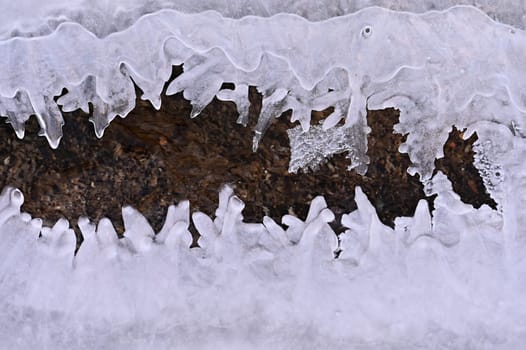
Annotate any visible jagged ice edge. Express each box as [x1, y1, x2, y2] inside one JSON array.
[[1, 167, 526, 348], [2, 117, 526, 348], [2, 3, 526, 347], [2, 6, 526, 178]]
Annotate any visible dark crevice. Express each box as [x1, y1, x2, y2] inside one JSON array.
[[434, 127, 498, 210], [0, 66, 488, 242], [360, 108, 434, 227]]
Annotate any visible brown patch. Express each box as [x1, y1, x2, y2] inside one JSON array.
[[0, 67, 490, 241], [435, 127, 497, 209]]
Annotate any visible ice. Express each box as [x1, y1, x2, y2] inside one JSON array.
[[216, 83, 250, 126], [39, 218, 76, 258], [340, 187, 396, 265], [2, 1, 526, 348], [156, 200, 192, 249], [1, 178, 525, 348], [2, 0, 526, 41], [288, 123, 369, 174], [1, 5, 525, 177], [122, 206, 155, 253]]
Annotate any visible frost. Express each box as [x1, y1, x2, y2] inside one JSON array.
[[288, 123, 369, 174]]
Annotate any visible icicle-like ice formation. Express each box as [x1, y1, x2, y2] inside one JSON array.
[[1, 5, 526, 177], [1, 114, 526, 348], [2, 1, 526, 348], [3, 0, 526, 40], [1, 163, 525, 348]]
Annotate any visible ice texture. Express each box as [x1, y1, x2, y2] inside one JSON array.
[[287, 124, 369, 174], [2, 1, 526, 348], [1, 169, 526, 349], [1, 6, 525, 178], [2, 0, 526, 40]]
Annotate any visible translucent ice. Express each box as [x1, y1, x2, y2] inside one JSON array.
[[1, 5, 525, 180], [2, 1, 526, 348], [2, 0, 526, 40], [0, 178, 525, 349], [288, 123, 369, 174]]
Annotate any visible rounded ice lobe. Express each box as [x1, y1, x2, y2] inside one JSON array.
[[10, 188, 23, 206]]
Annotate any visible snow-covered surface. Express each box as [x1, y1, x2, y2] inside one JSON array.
[[1, 1, 526, 349]]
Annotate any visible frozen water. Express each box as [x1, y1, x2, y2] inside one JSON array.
[[0, 5, 525, 180], [1, 1, 526, 348], [288, 123, 369, 174], [2, 0, 526, 40], [1, 175, 526, 348]]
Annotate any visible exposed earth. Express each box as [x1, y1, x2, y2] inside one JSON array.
[[0, 67, 496, 242]]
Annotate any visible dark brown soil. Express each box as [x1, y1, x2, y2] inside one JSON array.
[[435, 127, 497, 210], [0, 68, 496, 240]]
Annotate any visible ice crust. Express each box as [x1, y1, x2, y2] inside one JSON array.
[[2, 1, 526, 348], [2, 0, 526, 40], [1, 6, 526, 178], [1, 163, 526, 348]]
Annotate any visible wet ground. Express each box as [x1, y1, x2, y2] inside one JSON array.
[[0, 69, 496, 240]]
